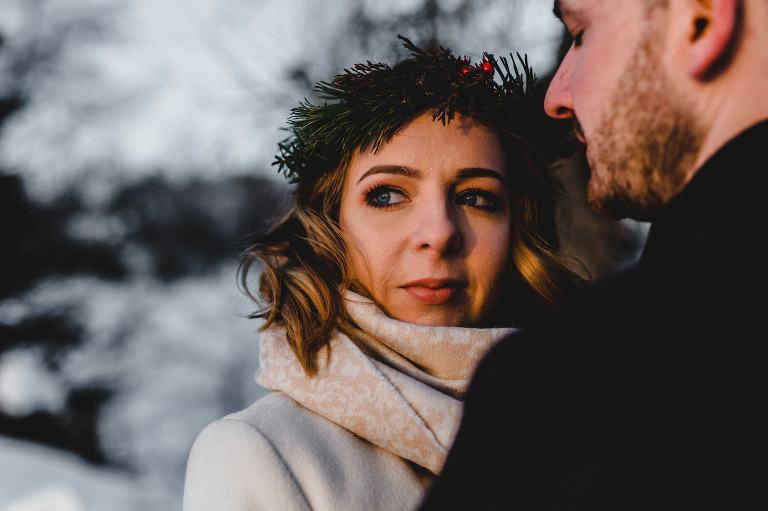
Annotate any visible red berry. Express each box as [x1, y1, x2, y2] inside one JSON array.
[[481, 62, 494, 74], [459, 65, 473, 77]]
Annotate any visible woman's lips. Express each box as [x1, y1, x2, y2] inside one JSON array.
[[401, 278, 465, 305]]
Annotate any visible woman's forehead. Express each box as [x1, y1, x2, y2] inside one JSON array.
[[346, 114, 507, 183]]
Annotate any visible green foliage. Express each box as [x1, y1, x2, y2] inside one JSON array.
[[274, 35, 564, 184]]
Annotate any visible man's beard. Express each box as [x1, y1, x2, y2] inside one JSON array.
[[585, 20, 705, 221]]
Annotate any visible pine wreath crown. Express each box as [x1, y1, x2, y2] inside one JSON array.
[[273, 35, 567, 184]]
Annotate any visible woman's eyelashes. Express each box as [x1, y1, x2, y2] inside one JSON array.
[[455, 189, 500, 211], [363, 184, 501, 212], [364, 185, 409, 209]]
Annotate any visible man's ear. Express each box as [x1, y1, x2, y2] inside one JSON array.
[[687, 0, 740, 79]]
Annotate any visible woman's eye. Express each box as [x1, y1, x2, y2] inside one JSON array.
[[456, 190, 498, 210], [366, 187, 407, 208]]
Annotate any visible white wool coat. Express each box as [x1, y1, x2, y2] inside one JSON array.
[[183, 391, 434, 511]]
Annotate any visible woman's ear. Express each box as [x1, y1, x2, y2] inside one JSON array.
[[687, 0, 740, 79]]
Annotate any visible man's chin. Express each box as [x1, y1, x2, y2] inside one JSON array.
[[587, 186, 661, 222], [587, 156, 649, 220], [587, 191, 622, 220], [588, 174, 636, 220]]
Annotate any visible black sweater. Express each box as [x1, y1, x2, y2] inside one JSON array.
[[419, 120, 768, 510]]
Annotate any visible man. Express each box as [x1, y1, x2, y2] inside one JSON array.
[[419, 0, 768, 509]]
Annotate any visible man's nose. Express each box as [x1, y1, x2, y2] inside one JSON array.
[[544, 46, 576, 120]]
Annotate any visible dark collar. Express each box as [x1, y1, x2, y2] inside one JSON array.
[[641, 119, 768, 259]]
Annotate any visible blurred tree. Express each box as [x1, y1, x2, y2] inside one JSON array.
[[111, 176, 288, 280], [343, 0, 478, 55], [0, 0, 115, 102], [1, 4, 285, 450], [0, 3, 644, 500]]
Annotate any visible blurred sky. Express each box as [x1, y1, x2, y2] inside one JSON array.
[[0, 0, 563, 201]]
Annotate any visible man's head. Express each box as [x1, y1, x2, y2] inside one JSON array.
[[545, 0, 768, 220]]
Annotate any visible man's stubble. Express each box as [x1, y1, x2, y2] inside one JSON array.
[[586, 17, 705, 221]]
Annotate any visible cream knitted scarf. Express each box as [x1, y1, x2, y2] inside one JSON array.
[[256, 291, 516, 474]]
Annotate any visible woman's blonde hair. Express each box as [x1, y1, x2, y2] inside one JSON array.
[[241, 39, 584, 375], [241, 120, 583, 376]]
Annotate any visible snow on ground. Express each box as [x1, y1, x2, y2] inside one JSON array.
[[0, 436, 135, 511], [0, 350, 67, 418], [0, 265, 270, 509]]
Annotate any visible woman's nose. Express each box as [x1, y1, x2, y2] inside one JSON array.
[[544, 46, 576, 120], [410, 200, 463, 255]]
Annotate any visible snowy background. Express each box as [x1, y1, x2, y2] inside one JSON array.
[[0, 1, 646, 510]]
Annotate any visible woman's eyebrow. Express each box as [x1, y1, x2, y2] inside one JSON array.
[[457, 167, 507, 185], [356, 165, 422, 184]]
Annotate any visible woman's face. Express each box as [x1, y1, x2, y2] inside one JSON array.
[[339, 113, 511, 327]]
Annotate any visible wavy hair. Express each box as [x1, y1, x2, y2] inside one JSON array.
[[240, 116, 584, 376]]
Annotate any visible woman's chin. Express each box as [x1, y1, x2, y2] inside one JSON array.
[[399, 315, 464, 327], [384, 292, 479, 327]]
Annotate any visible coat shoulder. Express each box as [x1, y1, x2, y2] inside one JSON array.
[[183, 394, 311, 511], [184, 391, 430, 511]]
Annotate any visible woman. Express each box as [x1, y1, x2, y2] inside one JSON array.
[[184, 37, 582, 511]]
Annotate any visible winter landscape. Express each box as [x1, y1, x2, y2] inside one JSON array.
[[0, 1, 646, 509]]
